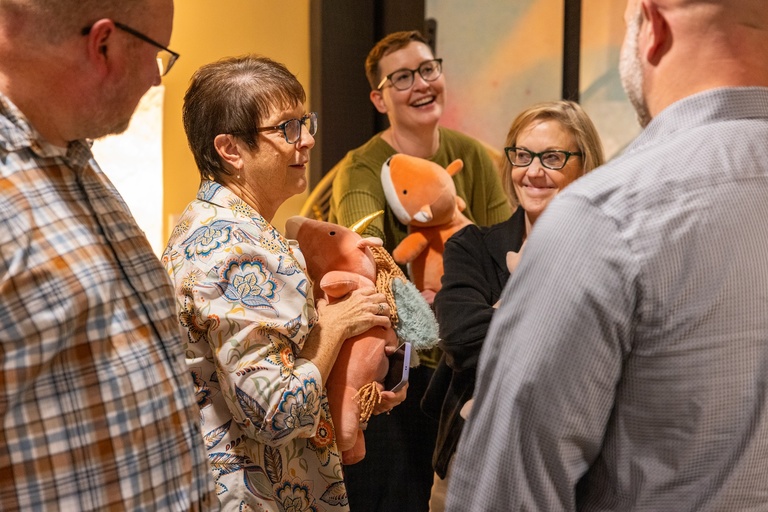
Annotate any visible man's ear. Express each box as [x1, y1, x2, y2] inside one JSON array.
[[641, 1, 670, 65], [83, 18, 115, 77], [369, 89, 388, 114], [213, 134, 244, 171]]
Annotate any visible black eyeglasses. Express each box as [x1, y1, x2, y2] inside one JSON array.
[[505, 147, 583, 171], [255, 112, 318, 144], [377, 59, 443, 91], [81, 21, 180, 76]]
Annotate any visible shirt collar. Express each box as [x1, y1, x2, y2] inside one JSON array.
[[197, 179, 233, 206], [0, 92, 93, 171], [196, 179, 266, 222], [625, 87, 768, 156]]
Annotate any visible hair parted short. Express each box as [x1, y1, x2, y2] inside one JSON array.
[[182, 54, 306, 182], [501, 100, 605, 206], [364, 30, 431, 90]]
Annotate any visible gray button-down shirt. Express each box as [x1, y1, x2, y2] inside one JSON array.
[[447, 87, 768, 511]]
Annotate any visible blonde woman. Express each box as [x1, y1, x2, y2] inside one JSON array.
[[426, 100, 605, 511]]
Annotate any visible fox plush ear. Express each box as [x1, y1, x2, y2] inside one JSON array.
[[445, 159, 464, 177]]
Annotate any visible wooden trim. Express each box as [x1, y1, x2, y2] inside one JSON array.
[[562, 0, 582, 102]]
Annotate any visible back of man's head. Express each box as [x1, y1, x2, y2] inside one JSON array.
[[625, 0, 768, 122], [0, 0, 147, 45], [0, 0, 168, 146], [647, 0, 768, 43]]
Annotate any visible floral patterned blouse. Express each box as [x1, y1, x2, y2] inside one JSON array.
[[163, 181, 348, 512]]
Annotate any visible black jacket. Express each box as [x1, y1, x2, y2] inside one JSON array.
[[422, 207, 526, 477]]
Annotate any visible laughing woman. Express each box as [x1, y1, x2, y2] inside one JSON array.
[[327, 30, 512, 512], [163, 55, 394, 512]]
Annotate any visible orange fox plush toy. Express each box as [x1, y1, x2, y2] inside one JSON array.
[[381, 154, 473, 303]]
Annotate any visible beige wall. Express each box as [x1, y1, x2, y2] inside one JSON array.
[[161, 1, 311, 241]]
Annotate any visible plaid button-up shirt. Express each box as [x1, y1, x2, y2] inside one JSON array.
[[0, 93, 217, 511]]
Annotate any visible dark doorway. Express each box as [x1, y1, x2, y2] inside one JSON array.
[[309, 0, 427, 187]]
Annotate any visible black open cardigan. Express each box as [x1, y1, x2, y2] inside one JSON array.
[[422, 206, 526, 478]]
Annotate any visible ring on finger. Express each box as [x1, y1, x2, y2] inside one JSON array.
[[377, 303, 385, 315]]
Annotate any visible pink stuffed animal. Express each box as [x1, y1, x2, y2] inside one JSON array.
[[284, 214, 399, 465], [381, 153, 473, 303]]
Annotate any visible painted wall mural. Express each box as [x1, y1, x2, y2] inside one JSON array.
[[426, 0, 641, 159]]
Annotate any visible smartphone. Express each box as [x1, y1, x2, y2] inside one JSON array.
[[384, 342, 411, 392]]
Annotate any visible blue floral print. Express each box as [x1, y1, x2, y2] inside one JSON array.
[[215, 255, 283, 311], [164, 181, 348, 511], [181, 220, 236, 261]]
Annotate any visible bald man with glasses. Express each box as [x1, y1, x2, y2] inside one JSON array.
[[447, 0, 768, 510], [0, 0, 216, 509]]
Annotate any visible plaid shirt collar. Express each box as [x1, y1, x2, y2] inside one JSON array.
[[0, 92, 93, 171]]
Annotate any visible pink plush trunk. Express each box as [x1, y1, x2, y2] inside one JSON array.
[[326, 325, 395, 455], [342, 429, 366, 465]]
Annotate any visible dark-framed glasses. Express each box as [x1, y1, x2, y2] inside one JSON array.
[[505, 147, 583, 171], [81, 21, 180, 76], [377, 58, 443, 91], [256, 112, 318, 144]]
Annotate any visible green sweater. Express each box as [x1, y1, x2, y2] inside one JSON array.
[[328, 128, 511, 368], [329, 127, 511, 254]]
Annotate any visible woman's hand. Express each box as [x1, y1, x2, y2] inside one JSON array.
[[317, 287, 391, 340], [373, 342, 409, 414], [495, 241, 529, 308], [372, 382, 408, 415], [300, 287, 391, 382], [505, 240, 527, 274]]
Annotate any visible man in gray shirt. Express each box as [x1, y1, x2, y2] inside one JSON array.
[[446, 0, 768, 510]]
